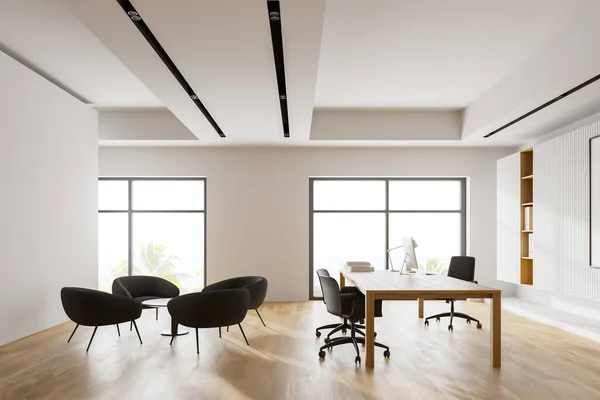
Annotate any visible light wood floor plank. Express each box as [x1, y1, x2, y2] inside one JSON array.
[[1, 301, 600, 399]]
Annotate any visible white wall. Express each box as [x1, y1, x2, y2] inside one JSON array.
[[0, 51, 98, 346], [99, 146, 514, 302]]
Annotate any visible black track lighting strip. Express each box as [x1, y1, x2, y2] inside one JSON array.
[[484, 73, 600, 138], [116, 0, 226, 138], [267, 1, 290, 137]]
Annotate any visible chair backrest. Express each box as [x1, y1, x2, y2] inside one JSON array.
[[167, 289, 250, 329], [112, 275, 180, 299], [316, 269, 330, 303], [318, 275, 342, 317], [203, 276, 267, 309], [447, 256, 476, 282], [61, 287, 142, 326]]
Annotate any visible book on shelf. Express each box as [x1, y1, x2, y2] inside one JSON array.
[[524, 206, 532, 230], [528, 233, 534, 258], [344, 261, 374, 272]]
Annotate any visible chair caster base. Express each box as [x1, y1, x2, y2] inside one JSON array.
[[476, 323, 483, 329], [319, 350, 326, 359], [315, 331, 321, 337]]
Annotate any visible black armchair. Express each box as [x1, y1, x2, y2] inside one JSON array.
[[112, 275, 180, 323], [167, 289, 250, 353], [61, 287, 143, 351], [424, 256, 483, 331], [317, 275, 390, 364], [203, 276, 268, 326]]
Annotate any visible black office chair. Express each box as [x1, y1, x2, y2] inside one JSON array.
[[424, 256, 482, 331], [314, 269, 369, 342], [317, 275, 390, 364]]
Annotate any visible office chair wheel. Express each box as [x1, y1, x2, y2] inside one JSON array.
[[315, 331, 321, 337], [374, 332, 377, 338], [383, 350, 390, 358], [436, 317, 441, 322], [424, 320, 429, 326], [476, 323, 483, 329], [324, 337, 331, 344], [342, 329, 347, 335], [355, 356, 361, 364], [319, 350, 326, 359], [448, 325, 453, 331], [466, 319, 471, 324]]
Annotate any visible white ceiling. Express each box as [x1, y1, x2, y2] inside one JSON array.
[[0, 0, 161, 107], [1, 0, 599, 146], [315, 0, 592, 108]]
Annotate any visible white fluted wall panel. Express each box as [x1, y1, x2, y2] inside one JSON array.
[[534, 120, 600, 301]]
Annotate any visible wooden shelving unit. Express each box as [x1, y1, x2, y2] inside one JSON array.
[[520, 149, 534, 285]]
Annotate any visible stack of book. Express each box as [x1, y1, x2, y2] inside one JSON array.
[[344, 261, 374, 272]]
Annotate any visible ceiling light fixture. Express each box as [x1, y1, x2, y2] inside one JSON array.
[[267, 1, 290, 138], [116, 0, 226, 138], [484, 73, 600, 138], [127, 11, 141, 21]]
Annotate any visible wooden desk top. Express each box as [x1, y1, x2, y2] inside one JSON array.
[[340, 270, 499, 299]]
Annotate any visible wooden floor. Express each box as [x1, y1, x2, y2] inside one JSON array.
[[1, 300, 600, 400]]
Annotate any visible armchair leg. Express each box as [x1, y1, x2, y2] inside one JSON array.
[[238, 324, 249, 346], [86, 327, 98, 352], [219, 327, 222, 338], [132, 320, 143, 345], [255, 309, 266, 327], [156, 308, 159, 321], [170, 335, 175, 346], [130, 321, 133, 332], [196, 328, 199, 354], [67, 324, 79, 343], [116, 324, 121, 337]]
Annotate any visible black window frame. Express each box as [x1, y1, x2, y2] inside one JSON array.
[[309, 177, 467, 300], [98, 177, 207, 288]]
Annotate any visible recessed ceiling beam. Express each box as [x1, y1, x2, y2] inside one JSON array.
[[116, 0, 226, 138]]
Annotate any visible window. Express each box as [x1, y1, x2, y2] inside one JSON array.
[[98, 178, 206, 294], [310, 178, 466, 298]]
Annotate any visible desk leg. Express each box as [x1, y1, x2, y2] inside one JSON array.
[[339, 273, 345, 288], [418, 298, 424, 318], [365, 292, 375, 368], [491, 293, 501, 368]]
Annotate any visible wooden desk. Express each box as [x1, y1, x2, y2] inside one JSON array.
[[340, 270, 501, 369]]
